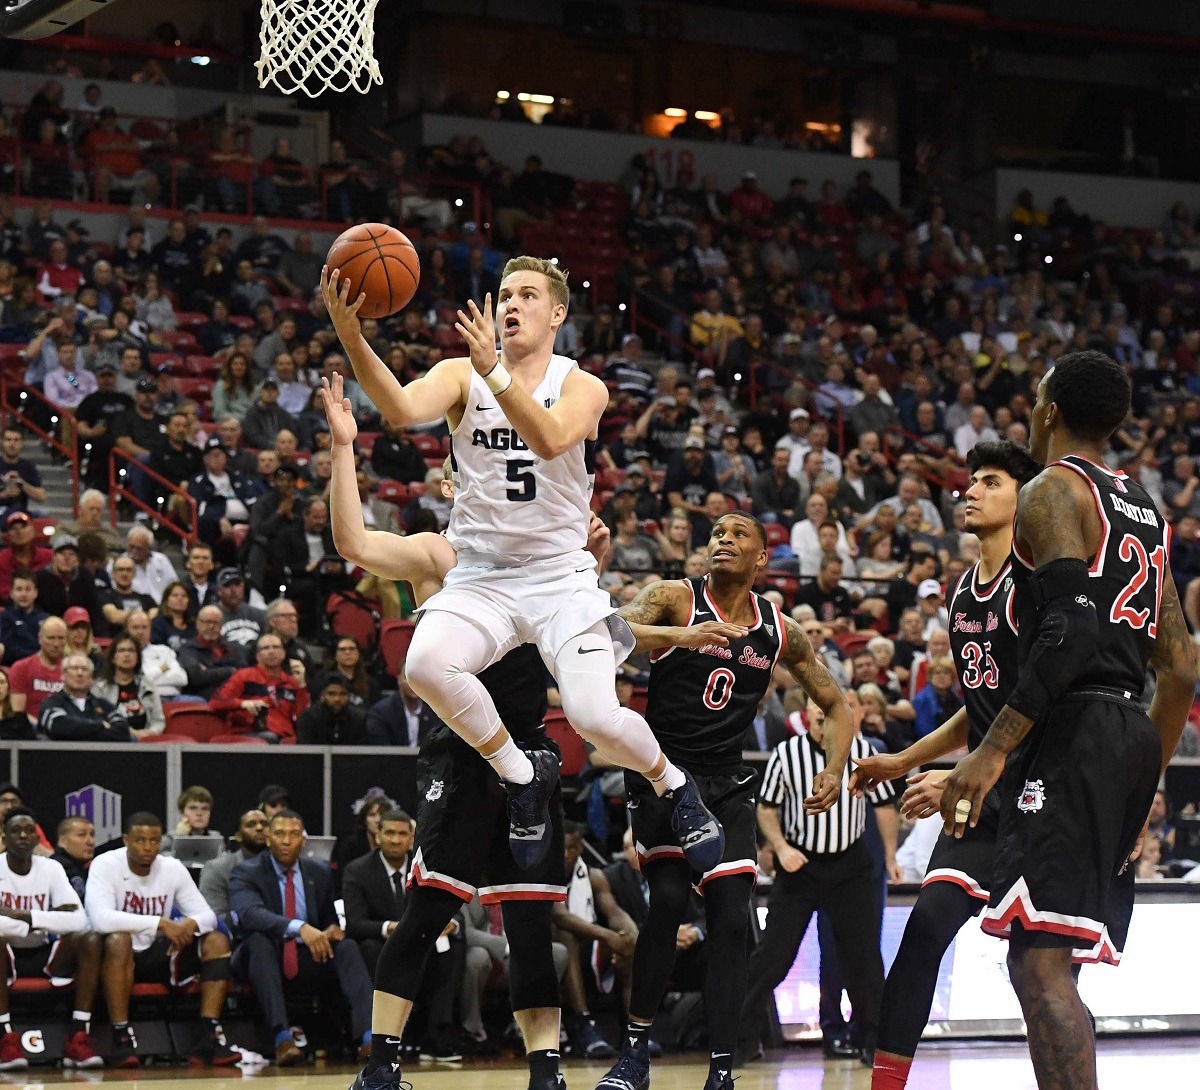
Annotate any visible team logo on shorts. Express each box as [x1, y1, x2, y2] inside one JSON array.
[[425, 779, 444, 802], [1017, 779, 1045, 813]]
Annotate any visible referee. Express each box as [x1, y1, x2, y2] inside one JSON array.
[[737, 700, 899, 1067]]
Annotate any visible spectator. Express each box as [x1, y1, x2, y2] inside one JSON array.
[[148, 219, 192, 297], [711, 427, 756, 502], [275, 497, 341, 635], [0, 571, 48, 667], [365, 674, 441, 747], [867, 474, 944, 532], [63, 604, 103, 674], [87, 633, 163, 739], [215, 568, 268, 650], [229, 808, 374, 1067], [58, 488, 122, 554], [8, 616, 66, 723], [86, 812, 235, 1067], [296, 675, 368, 745], [206, 128, 255, 213], [211, 632, 308, 743], [98, 553, 156, 631], [751, 447, 801, 525], [115, 525, 176, 605], [884, 548, 939, 632], [610, 508, 660, 573], [133, 272, 175, 333], [179, 543, 219, 615], [912, 656, 963, 739], [174, 786, 219, 840], [149, 411, 202, 517], [663, 437, 718, 519], [210, 353, 255, 425], [25, 119, 73, 200], [0, 426, 47, 524], [370, 420, 429, 484], [242, 380, 299, 452], [0, 513, 51, 603], [794, 554, 854, 628], [953, 405, 999, 459], [150, 581, 196, 650], [729, 171, 773, 224], [790, 495, 853, 575], [276, 232, 322, 297], [320, 636, 380, 711], [81, 108, 153, 205], [38, 653, 129, 741], [32, 533, 83, 618], [111, 378, 166, 507], [255, 140, 311, 218], [199, 809, 268, 931], [189, 438, 255, 550], [178, 605, 246, 701], [235, 215, 290, 273], [124, 611, 187, 701]]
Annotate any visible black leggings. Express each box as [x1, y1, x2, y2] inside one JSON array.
[[629, 860, 754, 1056], [876, 880, 981, 1059], [374, 885, 559, 1012]]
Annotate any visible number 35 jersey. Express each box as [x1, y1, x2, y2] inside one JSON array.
[[448, 354, 597, 566], [947, 560, 1020, 751]]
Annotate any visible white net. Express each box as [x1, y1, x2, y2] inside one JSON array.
[[256, 0, 383, 97]]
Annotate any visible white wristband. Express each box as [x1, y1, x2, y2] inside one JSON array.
[[484, 362, 512, 396]]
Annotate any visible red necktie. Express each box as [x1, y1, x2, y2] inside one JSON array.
[[487, 904, 504, 936], [282, 869, 299, 979]]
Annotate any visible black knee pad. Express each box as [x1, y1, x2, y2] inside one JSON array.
[[200, 956, 230, 983], [503, 900, 559, 1012], [374, 887, 463, 999]]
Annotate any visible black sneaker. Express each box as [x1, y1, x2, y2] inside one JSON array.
[[574, 1019, 616, 1060], [667, 768, 725, 874], [703, 1066, 735, 1090], [418, 1028, 464, 1063], [109, 1030, 140, 1069], [529, 1076, 567, 1090], [506, 749, 560, 870], [349, 1065, 411, 1090], [594, 1041, 650, 1090], [188, 1023, 239, 1066]]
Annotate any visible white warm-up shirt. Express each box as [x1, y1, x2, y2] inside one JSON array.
[[0, 855, 89, 948]]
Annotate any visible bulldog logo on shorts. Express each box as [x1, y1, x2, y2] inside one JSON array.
[[1017, 779, 1045, 813], [425, 779, 444, 802]]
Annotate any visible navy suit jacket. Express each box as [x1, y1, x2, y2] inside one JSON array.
[[229, 851, 338, 941]]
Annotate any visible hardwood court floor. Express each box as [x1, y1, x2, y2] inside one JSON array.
[[21, 1037, 1199, 1088]]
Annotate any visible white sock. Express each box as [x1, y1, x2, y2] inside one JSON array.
[[0, 1013, 10, 1028], [72, 1011, 91, 1031], [487, 737, 534, 785], [647, 760, 685, 795]]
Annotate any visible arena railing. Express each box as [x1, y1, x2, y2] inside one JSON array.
[[108, 446, 197, 549], [0, 373, 80, 516]]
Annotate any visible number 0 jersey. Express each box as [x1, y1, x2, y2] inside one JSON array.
[[947, 560, 1020, 750], [447, 355, 597, 566], [1013, 455, 1169, 697], [645, 577, 786, 773]]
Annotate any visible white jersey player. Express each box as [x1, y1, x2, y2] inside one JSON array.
[[322, 258, 724, 875]]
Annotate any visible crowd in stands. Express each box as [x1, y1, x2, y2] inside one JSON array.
[[3, 87, 1200, 1064]]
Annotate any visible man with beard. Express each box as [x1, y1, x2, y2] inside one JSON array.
[[200, 809, 269, 930]]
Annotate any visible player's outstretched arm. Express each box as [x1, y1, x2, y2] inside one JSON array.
[[1148, 567, 1197, 778], [778, 616, 854, 813], [849, 706, 969, 795], [323, 266, 465, 427], [321, 374, 451, 594], [617, 580, 749, 652], [456, 295, 608, 460]]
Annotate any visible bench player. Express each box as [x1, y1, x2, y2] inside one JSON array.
[[321, 375, 742, 1090], [595, 510, 854, 1090], [850, 441, 1039, 1088], [323, 259, 724, 878]]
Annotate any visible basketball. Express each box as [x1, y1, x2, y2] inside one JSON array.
[[325, 223, 421, 319]]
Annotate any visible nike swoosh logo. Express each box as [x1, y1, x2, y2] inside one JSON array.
[[575, 567, 592, 573], [577, 646, 605, 654], [511, 824, 547, 839], [476, 404, 491, 411]]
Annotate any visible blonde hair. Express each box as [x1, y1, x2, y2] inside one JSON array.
[[928, 656, 956, 677], [501, 256, 570, 310]]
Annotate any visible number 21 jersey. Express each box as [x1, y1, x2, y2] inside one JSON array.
[[947, 561, 1019, 750], [448, 354, 596, 565]]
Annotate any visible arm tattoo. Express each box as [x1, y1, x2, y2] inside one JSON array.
[[1150, 570, 1196, 679], [1016, 468, 1090, 566], [780, 616, 845, 713], [980, 705, 1035, 756], [617, 580, 689, 627]]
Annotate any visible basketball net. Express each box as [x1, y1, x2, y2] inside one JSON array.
[[256, 0, 383, 97]]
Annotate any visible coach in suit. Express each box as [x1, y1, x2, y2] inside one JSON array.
[[229, 808, 374, 1067], [342, 808, 466, 1058], [365, 681, 441, 747]]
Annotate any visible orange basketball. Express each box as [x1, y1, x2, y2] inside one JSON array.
[[326, 223, 420, 319]]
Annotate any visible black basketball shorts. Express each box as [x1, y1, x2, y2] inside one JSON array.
[[625, 765, 759, 888], [410, 727, 567, 905], [981, 693, 1161, 965], [7, 941, 64, 986], [133, 933, 204, 987], [922, 790, 1001, 905]]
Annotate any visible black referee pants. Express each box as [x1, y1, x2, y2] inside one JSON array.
[[738, 838, 884, 1054]]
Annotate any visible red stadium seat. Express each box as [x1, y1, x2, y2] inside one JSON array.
[[379, 619, 416, 678], [765, 523, 790, 550], [138, 733, 196, 744], [326, 591, 381, 652], [376, 480, 412, 506], [411, 433, 442, 456], [544, 709, 588, 777], [209, 734, 269, 745], [159, 330, 201, 352], [177, 378, 214, 401], [165, 708, 227, 743], [833, 631, 874, 656], [628, 687, 648, 717]]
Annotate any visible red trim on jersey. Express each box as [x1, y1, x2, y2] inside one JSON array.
[[1011, 513, 1036, 570], [770, 600, 787, 669], [971, 559, 1012, 602], [697, 861, 759, 889], [1066, 454, 1128, 480], [1050, 458, 1110, 576], [1005, 583, 1018, 636], [922, 869, 989, 902]]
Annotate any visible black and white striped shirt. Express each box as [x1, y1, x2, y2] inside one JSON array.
[[759, 733, 895, 855]]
